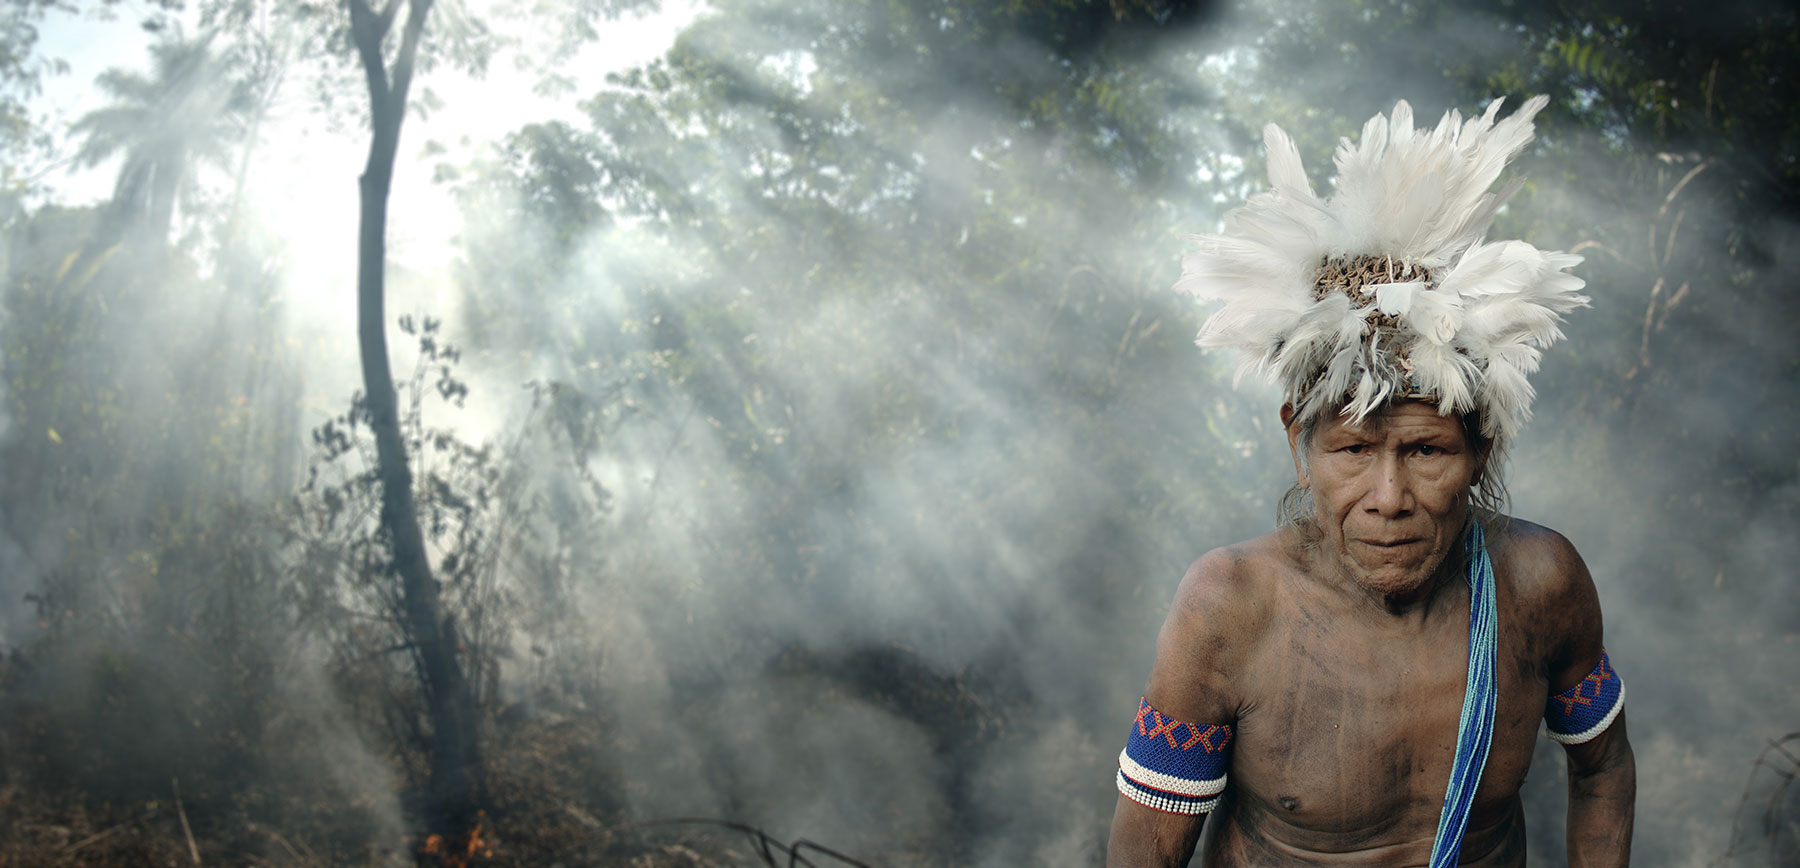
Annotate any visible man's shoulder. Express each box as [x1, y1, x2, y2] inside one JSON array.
[[1490, 516, 1604, 662], [1490, 516, 1592, 605], [1166, 532, 1289, 640], [1144, 534, 1289, 722], [1181, 530, 1289, 593]]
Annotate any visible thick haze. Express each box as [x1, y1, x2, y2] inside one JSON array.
[[3, 0, 1796, 865]]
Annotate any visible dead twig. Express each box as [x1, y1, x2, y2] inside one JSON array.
[[173, 777, 203, 867], [247, 821, 314, 866], [617, 817, 875, 868], [1711, 732, 1800, 866], [1568, 239, 1627, 263], [1657, 158, 1714, 219], [62, 823, 127, 854], [789, 838, 874, 868], [563, 804, 604, 829]]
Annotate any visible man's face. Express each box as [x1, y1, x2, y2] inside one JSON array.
[[1287, 401, 1480, 599]]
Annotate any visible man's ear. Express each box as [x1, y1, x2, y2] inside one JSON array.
[[1281, 403, 1308, 488], [1470, 440, 1492, 489]]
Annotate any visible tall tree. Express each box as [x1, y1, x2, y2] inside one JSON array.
[[70, 29, 245, 243], [344, 0, 483, 854]]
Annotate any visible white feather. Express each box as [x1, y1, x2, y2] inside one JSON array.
[[1405, 287, 1464, 345], [1374, 281, 1421, 316], [1264, 123, 1319, 202], [1406, 339, 1479, 413]]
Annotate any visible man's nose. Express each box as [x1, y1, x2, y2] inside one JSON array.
[[1364, 456, 1414, 517]]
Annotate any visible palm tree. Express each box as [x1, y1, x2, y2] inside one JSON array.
[[70, 28, 246, 243]]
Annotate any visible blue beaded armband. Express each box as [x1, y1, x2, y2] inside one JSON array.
[[1545, 651, 1625, 745], [1116, 697, 1232, 815]]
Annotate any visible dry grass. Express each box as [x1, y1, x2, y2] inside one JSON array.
[[0, 708, 875, 868]]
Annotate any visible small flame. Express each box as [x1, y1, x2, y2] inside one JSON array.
[[420, 811, 488, 867]]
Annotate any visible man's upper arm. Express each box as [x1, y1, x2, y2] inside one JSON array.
[[1142, 547, 1258, 724], [1107, 548, 1263, 866], [1525, 527, 1631, 769], [1520, 525, 1635, 864], [1535, 528, 1607, 700]]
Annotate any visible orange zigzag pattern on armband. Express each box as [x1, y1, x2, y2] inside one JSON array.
[[1135, 703, 1232, 753], [1551, 659, 1616, 716]]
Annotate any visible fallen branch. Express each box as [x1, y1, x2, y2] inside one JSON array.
[[618, 817, 874, 868], [173, 777, 203, 867], [62, 823, 127, 854], [246, 821, 312, 866]]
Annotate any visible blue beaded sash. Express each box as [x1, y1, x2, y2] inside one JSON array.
[[1429, 519, 1498, 868]]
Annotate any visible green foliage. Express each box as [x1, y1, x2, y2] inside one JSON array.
[[0, 0, 71, 221], [0, 202, 315, 833]]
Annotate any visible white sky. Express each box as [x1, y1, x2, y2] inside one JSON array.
[[32, 0, 701, 431], [37, 1, 699, 257]]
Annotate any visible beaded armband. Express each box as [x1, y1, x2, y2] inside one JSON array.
[[1116, 697, 1233, 815], [1545, 651, 1626, 745]]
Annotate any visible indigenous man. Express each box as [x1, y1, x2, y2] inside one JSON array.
[[1107, 97, 1635, 866]]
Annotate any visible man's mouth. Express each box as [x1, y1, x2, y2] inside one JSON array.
[[1359, 538, 1422, 548]]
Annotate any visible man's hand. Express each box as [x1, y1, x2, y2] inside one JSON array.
[[1564, 710, 1636, 867]]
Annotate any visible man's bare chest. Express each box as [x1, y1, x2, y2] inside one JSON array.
[[1224, 612, 1548, 844]]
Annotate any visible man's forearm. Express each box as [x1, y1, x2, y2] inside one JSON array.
[[1108, 795, 1204, 867], [1566, 728, 1636, 867]]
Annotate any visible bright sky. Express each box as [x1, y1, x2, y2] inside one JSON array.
[[33, 0, 701, 429], [38, 0, 698, 252]]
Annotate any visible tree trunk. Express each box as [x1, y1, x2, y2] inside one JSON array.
[[348, 0, 481, 855]]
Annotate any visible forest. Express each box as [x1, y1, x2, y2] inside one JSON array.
[[0, 0, 1796, 865]]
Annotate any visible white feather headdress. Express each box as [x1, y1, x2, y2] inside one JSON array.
[[1175, 96, 1587, 440]]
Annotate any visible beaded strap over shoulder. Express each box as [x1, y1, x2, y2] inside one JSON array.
[[1429, 519, 1499, 868]]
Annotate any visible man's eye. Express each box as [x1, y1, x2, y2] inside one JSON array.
[[1418, 445, 1440, 456], [1343, 444, 1368, 454]]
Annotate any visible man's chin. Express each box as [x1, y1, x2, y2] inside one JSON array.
[[1345, 555, 1444, 599]]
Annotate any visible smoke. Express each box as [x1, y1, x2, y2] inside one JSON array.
[[6, 0, 1795, 864], [0, 265, 21, 649], [466, 1, 1799, 863], [439, 1, 1281, 858], [1505, 213, 1800, 864]]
